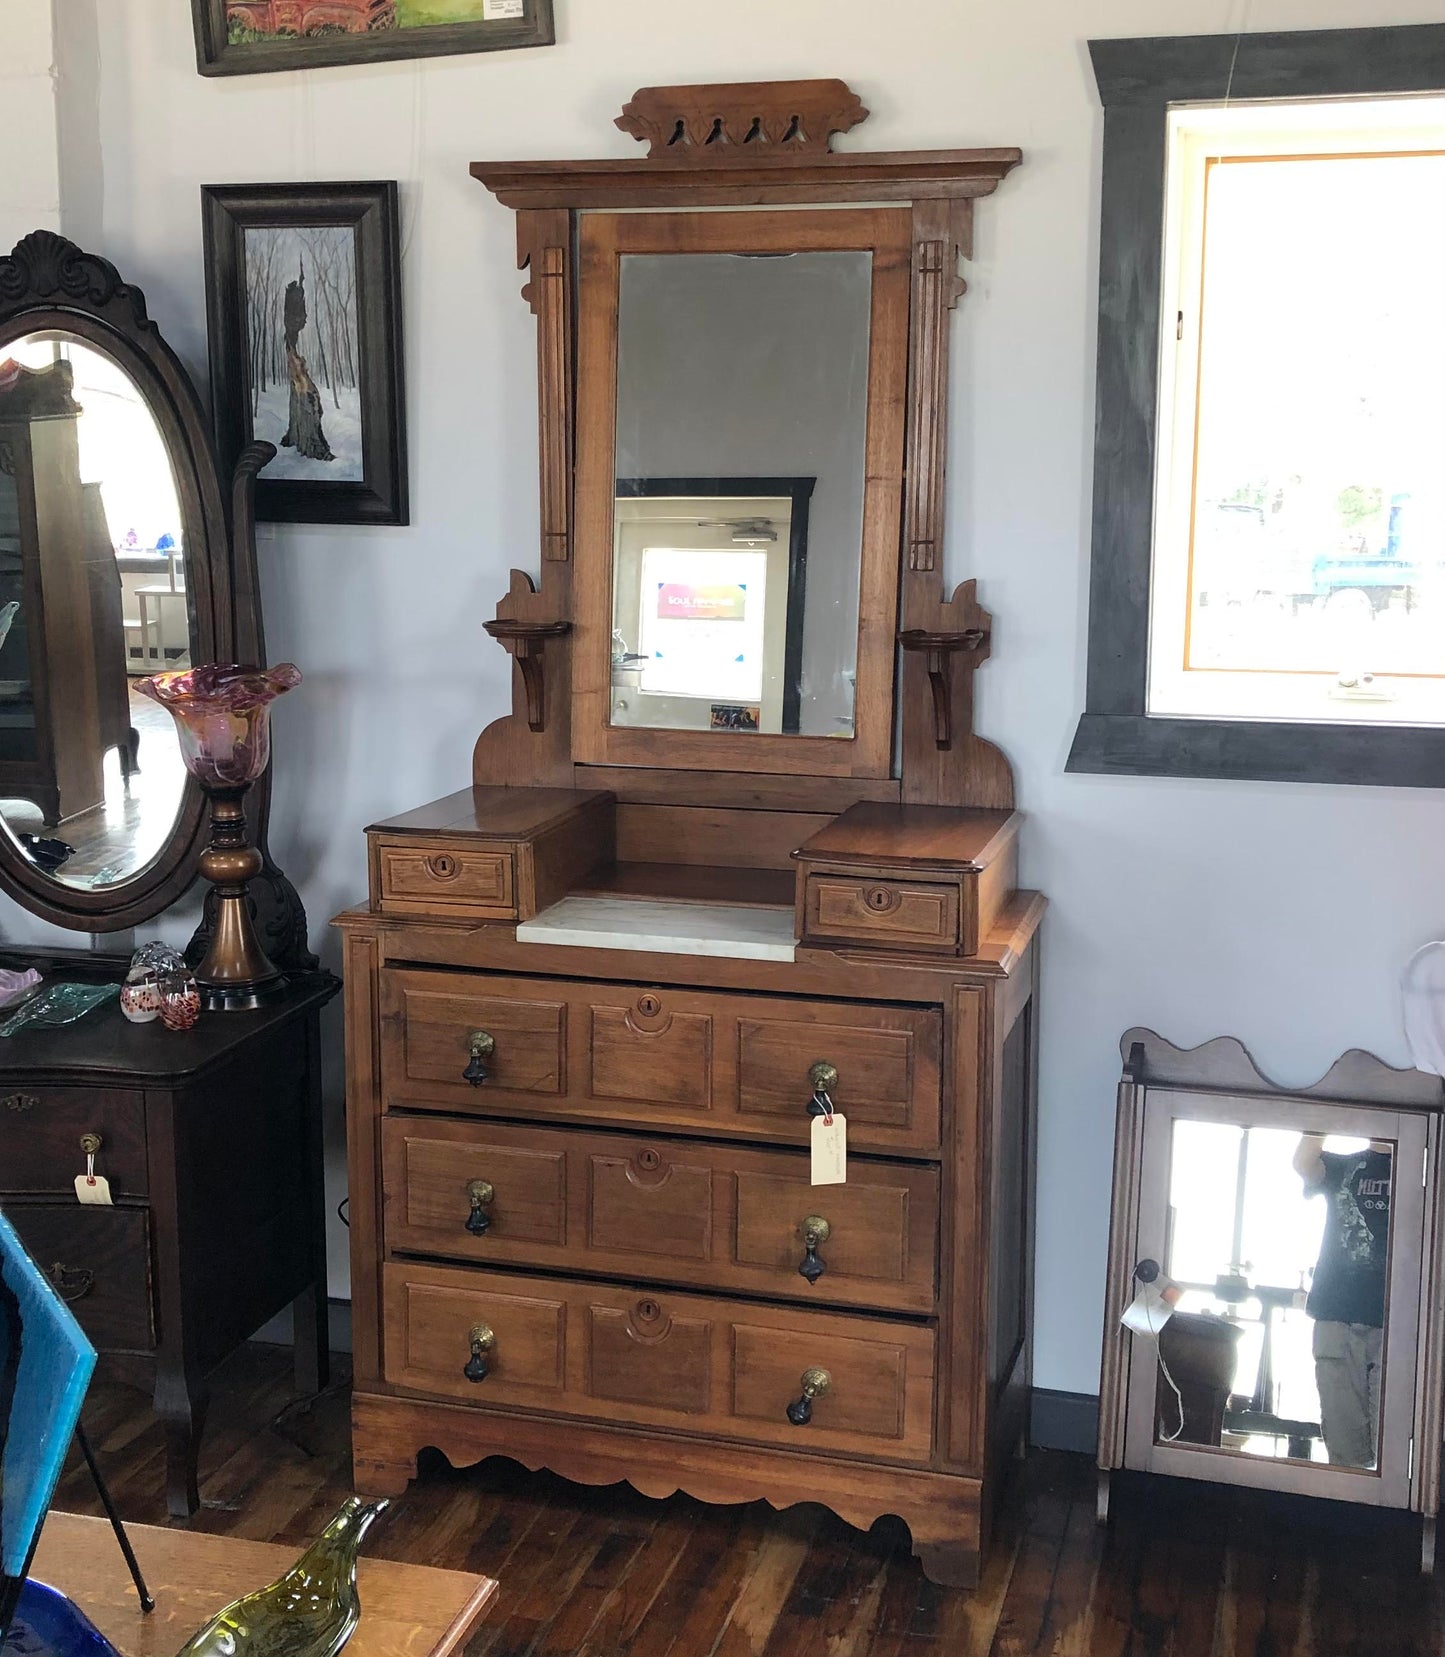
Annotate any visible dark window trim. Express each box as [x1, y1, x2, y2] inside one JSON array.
[[1067, 24, 1445, 789]]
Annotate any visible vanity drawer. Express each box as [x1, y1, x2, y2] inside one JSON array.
[[382, 970, 942, 1155], [374, 839, 515, 918], [0, 1085, 148, 1198], [802, 874, 961, 953], [383, 1262, 935, 1464], [381, 1116, 939, 1313], [6, 1203, 155, 1350]]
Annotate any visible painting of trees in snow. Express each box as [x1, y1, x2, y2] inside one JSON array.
[[243, 224, 363, 482]]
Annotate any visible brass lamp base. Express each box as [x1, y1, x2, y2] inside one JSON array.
[[194, 783, 288, 1012]]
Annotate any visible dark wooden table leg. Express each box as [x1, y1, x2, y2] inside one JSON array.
[[296, 1009, 332, 1397], [292, 1280, 329, 1396], [154, 1366, 210, 1519]]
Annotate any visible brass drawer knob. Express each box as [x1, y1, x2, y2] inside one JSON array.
[[807, 1060, 837, 1118], [798, 1215, 831, 1284], [462, 1030, 495, 1086], [463, 1323, 495, 1383], [465, 1179, 495, 1236], [786, 1366, 831, 1426], [49, 1262, 95, 1303], [79, 1132, 103, 1156]]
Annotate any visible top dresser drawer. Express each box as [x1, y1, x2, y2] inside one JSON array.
[[380, 970, 943, 1156], [0, 1085, 148, 1198]]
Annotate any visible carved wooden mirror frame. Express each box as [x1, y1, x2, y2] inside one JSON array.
[[472, 80, 1022, 811]]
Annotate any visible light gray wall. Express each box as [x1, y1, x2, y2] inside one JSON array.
[[24, 0, 1445, 1392]]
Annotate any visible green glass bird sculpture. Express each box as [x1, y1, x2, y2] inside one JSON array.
[[173, 1496, 390, 1657]]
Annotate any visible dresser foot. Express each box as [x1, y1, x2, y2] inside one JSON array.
[[913, 1538, 980, 1589], [155, 1372, 209, 1519]]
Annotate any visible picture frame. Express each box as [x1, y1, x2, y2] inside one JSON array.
[[202, 182, 407, 526], [191, 0, 554, 78]]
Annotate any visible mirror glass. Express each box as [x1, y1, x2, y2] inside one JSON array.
[[0, 334, 192, 889], [1157, 1120, 1394, 1469], [610, 250, 872, 737]]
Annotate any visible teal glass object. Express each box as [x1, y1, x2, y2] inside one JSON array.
[[0, 1205, 120, 1656], [0, 984, 119, 1039], [173, 1496, 389, 1657]]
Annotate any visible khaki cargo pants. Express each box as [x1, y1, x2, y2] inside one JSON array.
[[1313, 1319, 1383, 1468]]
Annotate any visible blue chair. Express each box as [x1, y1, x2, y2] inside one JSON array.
[[0, 1206, 146, 1656]]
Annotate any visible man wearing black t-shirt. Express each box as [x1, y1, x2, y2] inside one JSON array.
[[1295, 1134, 1393, 1468]]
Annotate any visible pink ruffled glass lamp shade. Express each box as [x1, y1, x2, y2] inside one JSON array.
[[135, 663, 301, 1011], [135, 662, 301, 787]]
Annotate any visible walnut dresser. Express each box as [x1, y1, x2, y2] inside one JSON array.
[[337, 80, 1041, 1588]]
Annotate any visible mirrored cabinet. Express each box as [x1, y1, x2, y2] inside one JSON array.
[[1098, 1030, 1445, 1570], [338, 80, 1034, 1588]]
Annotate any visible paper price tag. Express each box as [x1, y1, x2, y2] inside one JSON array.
[[810, 1112, 847, 1186], [75, 1173, 113, 1207], [482, 0, 525, 17]]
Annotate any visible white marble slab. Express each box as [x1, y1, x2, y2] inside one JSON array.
[[516, 895, 796, 962]]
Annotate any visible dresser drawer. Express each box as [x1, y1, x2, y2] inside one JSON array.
[[382, 1116, 939, 1313], [381, 971, 941, 1155], [802, 875, 961, 953], [374, 839, 515, 918], [0, 1086, 148, 1198], [383, 1262, 935, 1464], [6, 1202, 154, 1350]]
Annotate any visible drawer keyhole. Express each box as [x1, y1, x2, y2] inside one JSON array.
[[428, 854, 459, 880], [863, 886, 899, 913]]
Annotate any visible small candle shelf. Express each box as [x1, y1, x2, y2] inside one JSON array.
[[897, 627, 988, 750], [482, 618, 572, 732]]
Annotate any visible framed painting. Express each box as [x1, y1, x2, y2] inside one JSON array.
[[202, 182, 407, 526], [192, 0, 554, 77]]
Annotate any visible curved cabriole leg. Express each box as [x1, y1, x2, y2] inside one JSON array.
[[154, 1369, 209, 1519]]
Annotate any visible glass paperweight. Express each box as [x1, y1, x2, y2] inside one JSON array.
[[173, 1496, 389, 1657], [120, 942, 187, 1025], [157, 972, 201, 1032], [135, 662, 301, 788]]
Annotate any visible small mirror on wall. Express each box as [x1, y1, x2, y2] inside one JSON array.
[[1098, 1030, 1445, 1571]]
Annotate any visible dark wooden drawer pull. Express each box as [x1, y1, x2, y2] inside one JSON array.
[[4, 1092, 39, 1113], [48, 1262, 95, 1303], [462, 1030, 495, 1086], [786, 1366, 831, 1426], [806, 1060, 837, 1119], [464, 1179, 495, 1236], [463, 1322, 495, 1382], [798, 1215, 831, 1284]]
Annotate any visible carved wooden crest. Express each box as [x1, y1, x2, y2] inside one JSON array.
[[615, 79, 869, 161], [0, 230, 150, 330]]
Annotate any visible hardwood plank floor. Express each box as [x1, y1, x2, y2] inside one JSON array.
[[52, 1344, 1445, 1657]]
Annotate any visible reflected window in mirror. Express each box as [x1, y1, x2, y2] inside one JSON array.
[[1160, 1118, 1395, 1471], [611, 250, 871, 741], [0, 336, 192, 890]]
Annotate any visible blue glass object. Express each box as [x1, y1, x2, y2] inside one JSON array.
[[0, 1206, 119, 1657]]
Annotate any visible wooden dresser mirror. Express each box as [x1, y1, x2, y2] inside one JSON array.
[[339, 80, 1040, 1589]]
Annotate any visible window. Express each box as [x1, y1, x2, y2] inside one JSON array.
[[1069, 26, 1445, 787]]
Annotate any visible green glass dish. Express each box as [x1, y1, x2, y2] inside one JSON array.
[[174, 1496, 389, 1657]]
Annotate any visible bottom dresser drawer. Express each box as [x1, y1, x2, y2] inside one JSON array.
[[6, 1203, 155, 1350], [383, 1263, 935, 1464]]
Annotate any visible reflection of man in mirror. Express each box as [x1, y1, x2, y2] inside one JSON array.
[[1294, 1134, 1393, 1468]]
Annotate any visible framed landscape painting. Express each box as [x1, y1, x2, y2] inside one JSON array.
[[191, 0, 554, 77], [202, 182, 407, 525]]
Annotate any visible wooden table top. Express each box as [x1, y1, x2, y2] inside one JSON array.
[[32, 1511, 497, 1657]]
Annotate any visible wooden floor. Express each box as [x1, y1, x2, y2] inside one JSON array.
[[55, 1344, 1445, 1657]]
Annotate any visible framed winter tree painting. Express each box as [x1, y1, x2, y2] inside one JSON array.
[[191, 0, 554, 77], [202, 182, 407, 524]]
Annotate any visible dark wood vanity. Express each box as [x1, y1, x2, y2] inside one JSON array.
[[338, 81, 1037, 1587]]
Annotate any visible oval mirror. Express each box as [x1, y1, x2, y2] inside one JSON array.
[[0, 232, 230, 933]]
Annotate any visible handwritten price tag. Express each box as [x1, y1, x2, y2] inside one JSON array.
[[810, 1113, 847, 1186]]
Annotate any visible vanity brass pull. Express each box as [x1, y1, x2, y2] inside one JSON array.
[[786, 1366, 831, 1426], [49, 1262, 95, 1303], [463, 1323, 495, 1382], [79, 1132, 102, 1157], [462, 1031, 495, 1086], [798, 1215, 831, 1284], [807, 1060, 837, 1119], [4, 1093, 38, 1113], [465, 1179, 495, 1236]]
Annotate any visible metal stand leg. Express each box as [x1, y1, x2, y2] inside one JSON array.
[[75, 1424, 155, 1614]]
